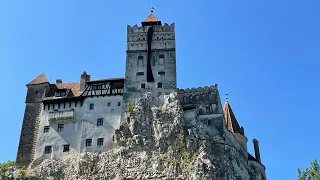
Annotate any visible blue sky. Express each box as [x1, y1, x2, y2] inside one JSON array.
[[0, 0, 319, 179]]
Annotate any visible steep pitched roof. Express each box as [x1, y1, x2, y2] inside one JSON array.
[[27, 73, 49, 86], [56, 82, 81, 96], [143, 12, 159, 22], [223, 101, 243, 135]]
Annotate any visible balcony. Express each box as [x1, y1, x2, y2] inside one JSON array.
[[49, 110, 74, 124]]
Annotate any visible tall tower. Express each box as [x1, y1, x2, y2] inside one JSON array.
[[123, 9, 177, 103]]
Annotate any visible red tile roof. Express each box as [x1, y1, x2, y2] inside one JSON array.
[[27, 73, 49, 86], [56, 82, 81, 96], [143, 12, 159, 22], [223, 101, 243, 135]]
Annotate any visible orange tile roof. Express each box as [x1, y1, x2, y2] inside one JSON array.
[[143, 12, 160, 22], [27, 73, 49, 86], [223, 101, 243, 135], [56, 82, 81, 96]]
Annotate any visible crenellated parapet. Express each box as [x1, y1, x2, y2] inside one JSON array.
[[126, 23, 176, 51], [127, 23, 175, 34], [178, 84, 219, 115]]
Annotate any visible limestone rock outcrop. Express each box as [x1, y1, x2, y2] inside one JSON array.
[[8, 92, 264, 180]]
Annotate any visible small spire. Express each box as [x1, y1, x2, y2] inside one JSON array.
[[150, 2, 154, 13], [225, 93, 229, 102]]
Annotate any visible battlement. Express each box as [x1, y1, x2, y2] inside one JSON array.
[[178, 84, 218, 94], [127, 23, 175, 34]]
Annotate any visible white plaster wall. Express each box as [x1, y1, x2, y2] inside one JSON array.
[[34, 95, 123, 161], [80, 96, 122, 152], [34, 101, 83, 161]]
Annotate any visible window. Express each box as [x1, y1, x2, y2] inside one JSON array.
[[97, 85, 102, 90], [108, 102, 111, 106], [97, 118, 103, 126], [58, 124, 64, 132], [44, 126, 50, 133], [86, 139, 92, 147], [45, 146, 52, 154], [90, 103, 94, 110], [137, 72, 144, 76], [35, 90, 39, 95], [97, 138, 104, 146], [206, 106, 210, 113], [63, 144, 70, 152], [141, 84, 146, 89], [208, 120, 212, 126], [157, 82, 163, 88], [60, 91, 66, 97], [118, 102, 121, 106], [159, 54, 164, 58], [138, 56, 143, 59], [158, 71, 165, 75], [55, 90, 66, 97]]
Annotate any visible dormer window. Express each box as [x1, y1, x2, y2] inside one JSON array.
[[55, 90, 67, 97]]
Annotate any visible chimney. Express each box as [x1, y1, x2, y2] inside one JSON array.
[[253, 138, 261, 163], [56, 79, 62, 84], [80, 71, 90, 92]]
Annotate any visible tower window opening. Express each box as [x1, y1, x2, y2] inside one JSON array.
[[141, 83, 146, 89], [159, 54, 164, 58], [208, 120, 212, 126], [137, 72, 144, 76], [158, 71, 165, 75], [157, 82, 163, 88]]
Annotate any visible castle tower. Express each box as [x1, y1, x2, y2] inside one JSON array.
[[123, 9, 177, 103], [16, 73, 50, 166], [223, 100, 248, 151]]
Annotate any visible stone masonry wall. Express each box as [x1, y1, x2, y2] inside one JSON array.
[[16, 84, 48, 167]]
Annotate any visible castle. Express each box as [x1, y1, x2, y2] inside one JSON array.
[[16, 10, 266, 179]]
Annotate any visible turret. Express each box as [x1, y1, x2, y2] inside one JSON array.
[[223, 96, 248, 151], [16, 73, 50, 166]]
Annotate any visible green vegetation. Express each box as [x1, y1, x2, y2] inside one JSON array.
[[0, 160, 14, 179], [298, 159, 320, 180], [126, 99, 135, 112], [17, 165, 26, 179], [159, 124, 198, 176]]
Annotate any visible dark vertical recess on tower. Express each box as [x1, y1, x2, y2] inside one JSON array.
[[146, 26, 155, 82]]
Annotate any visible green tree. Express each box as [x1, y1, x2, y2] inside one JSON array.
[[298, 159, 320, 180], [0, 160, 14, 179]]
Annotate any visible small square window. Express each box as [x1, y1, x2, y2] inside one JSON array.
[[141, 84, 146, 89], [137, 72, 144, 76], [97, 118, 103, 126], [90, 103, 94, 110], [157, 82, 163, 88], [138, 55, 143, 59], [63, 144, 70, 152], [97, 85, 102, 90], [45, 146, 52, 154], [208, 120, 212, 126], [44, 126, 50, 133], [58, 124, 64, 132], [118, 102, 121, 106], [97, 138, 104, 146], [108, 102, 111, 106], [86, 139, 92, 147]]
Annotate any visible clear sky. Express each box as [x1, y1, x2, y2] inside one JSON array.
[[0, 0, 319, 179]]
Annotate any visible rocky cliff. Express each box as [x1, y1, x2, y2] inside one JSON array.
[[8, 92, 265, 180]]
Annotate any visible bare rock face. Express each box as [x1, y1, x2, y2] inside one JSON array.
[[12, 92, 253, 180]]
